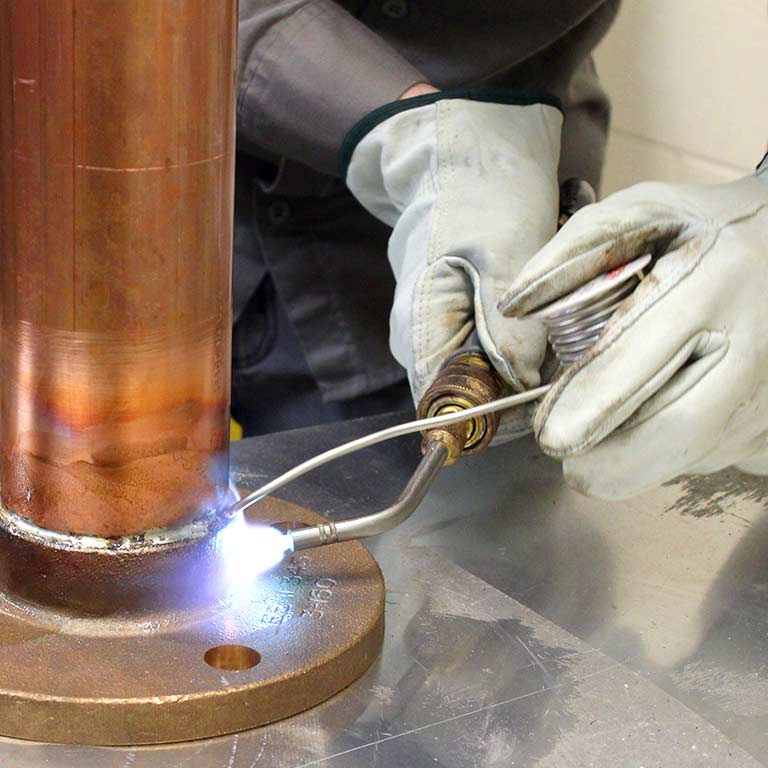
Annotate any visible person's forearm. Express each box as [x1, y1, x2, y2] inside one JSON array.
[[237, 0, 425, 175]]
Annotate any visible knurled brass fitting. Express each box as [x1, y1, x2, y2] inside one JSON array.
[[417, 351, 504, 465]]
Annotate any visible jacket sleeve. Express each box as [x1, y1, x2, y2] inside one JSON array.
[[237, 0, 425, 176]]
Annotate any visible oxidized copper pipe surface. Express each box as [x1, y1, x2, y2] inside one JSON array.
[[0, 1, 236, 537]]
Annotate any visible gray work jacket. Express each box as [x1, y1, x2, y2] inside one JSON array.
[[235, 0, 620, 402]]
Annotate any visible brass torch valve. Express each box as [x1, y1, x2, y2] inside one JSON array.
[[416, 348, 504, 466]]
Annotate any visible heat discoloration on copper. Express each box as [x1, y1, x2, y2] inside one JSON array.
[[0, 0, 236, 537]]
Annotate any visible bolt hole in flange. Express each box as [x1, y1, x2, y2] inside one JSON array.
[[204, 644, 261, 671]]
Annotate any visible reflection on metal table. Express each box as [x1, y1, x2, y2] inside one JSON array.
[[3, 413, 767, 766]]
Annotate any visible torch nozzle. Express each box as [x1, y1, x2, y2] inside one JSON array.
[[288, 439, 449, 551]]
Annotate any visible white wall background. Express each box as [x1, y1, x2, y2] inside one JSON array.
[[594, 0, 768, 195]]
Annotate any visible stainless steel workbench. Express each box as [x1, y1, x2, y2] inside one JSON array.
[[3, 413, 768, 766]]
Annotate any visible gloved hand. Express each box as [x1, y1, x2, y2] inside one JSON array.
[[500, 157, 768, 498], [342, 89, 562, 403]]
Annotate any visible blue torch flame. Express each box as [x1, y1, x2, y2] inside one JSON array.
[[217, 512, 294, 594]]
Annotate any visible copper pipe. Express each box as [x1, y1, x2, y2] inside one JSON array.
[[0, 1, 236, 538]]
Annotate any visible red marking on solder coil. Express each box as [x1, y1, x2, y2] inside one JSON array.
[[607, 265, 627, 280]]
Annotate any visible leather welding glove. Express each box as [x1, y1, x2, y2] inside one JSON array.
[[342, 89, 562, 403], [499, 156, 768, 498]]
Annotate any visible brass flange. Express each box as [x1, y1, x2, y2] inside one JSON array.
[[0, 497, 384, 745]]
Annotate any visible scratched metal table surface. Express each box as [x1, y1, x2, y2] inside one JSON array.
[[3, 413, 768, 767]]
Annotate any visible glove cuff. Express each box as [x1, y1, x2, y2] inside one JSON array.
[[339, 87, 562, 179]]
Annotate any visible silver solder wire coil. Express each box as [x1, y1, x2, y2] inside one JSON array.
[[530, 254, 651, 366]]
